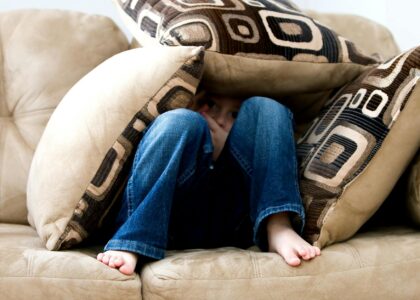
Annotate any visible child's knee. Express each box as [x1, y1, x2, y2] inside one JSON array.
[[153, 108, 207, 136], [241, 97, 292, 120]]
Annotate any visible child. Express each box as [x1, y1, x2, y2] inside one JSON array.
[[97, 90, 321, 275]]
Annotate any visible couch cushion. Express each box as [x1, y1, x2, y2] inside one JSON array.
[[0, 223, 141, 300], [0, 9, 129, 225], [297, 46, 420, 247], [407, 152, 420, 225], [305, 11, 400, 61], [113, 0, 378, 117], [140, 227, 420, 300], [27, 46, 204, 251]]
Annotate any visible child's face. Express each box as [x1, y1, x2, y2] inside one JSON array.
[[195, 91, 243, 132]]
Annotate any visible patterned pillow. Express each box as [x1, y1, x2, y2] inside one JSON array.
[[297, 47, 420, 248], [407, 152, 420, 225], [27, 46, 204, 250], [113, 0, 378, 112]]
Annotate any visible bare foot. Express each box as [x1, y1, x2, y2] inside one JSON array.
[[97, 250, 138, 275], [267, 212, 321, 267]]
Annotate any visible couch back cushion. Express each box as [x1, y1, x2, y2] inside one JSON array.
[[0, 10, 128, 224], [305, 11, 400, 61]]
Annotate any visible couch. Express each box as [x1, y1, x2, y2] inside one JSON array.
[[0, 7, 419, 300]]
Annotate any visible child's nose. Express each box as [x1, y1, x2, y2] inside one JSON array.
[[214, 113, 227, 127]]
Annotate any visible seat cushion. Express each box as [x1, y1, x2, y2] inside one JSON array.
[[0, 223, 141, 300], [140, 227, 420, 300], [0, 9, 129, 225]]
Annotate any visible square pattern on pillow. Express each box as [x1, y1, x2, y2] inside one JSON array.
[[297, 47, 420, 247], [114, 0, 378, 115]]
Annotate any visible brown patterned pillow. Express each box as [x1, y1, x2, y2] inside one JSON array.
[[297, 47, 420, 248], [27, 46, 204, 250], [113, 0, 378, 113]]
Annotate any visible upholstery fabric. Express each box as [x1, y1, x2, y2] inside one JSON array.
[[113, 0, 378, 111], [0, 224, 141, 300], [407, 152, 420, 225], [297, 47, 420, 247], [140, 227, 420, 300], [305, 11, 400, 61], [27, 46, 204, 251], [0, 10, 129, 225]]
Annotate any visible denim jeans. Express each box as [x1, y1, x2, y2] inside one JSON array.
[[104, 97, 305, 260]]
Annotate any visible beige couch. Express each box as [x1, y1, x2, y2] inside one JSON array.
[[0, 8, 418, 300]]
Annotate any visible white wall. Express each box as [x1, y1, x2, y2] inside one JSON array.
[[0, 0, 418, 51]]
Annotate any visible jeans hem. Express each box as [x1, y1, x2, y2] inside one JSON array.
[[253, 203, 305, 250], [104, 239, 165, 260]]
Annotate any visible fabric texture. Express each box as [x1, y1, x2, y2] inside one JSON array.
[[406, 152, 420, 225], [305, 10, 400, 61], [0, 9, 129, 225], [114, 0, 378, 118], [0, 224, 141, 300], [297, 46, 420, 247], [140, 227, 420, 300], [27, 46, 204, 251]]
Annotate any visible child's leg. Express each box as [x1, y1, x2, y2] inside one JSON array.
[[226, 97, 320, 266], [97, 108, 213, 274]]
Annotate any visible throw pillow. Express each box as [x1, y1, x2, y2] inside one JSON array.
[[406, 152, 420, 225], [297, 46, 420, 248], [113, 0, 378, 114], [0, 9, 128, 225], [27, 46, 204, 250]]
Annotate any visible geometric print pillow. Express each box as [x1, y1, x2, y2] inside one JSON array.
[[27, 46, 204, 251], [114, 0, 378, 111], [297, 46, 420, 248]]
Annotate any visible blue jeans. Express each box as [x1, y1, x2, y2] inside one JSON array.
[[104, 97, 305, 260]]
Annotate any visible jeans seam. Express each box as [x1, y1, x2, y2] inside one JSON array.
[[287, 116, 302, 199], [229, 144, 253, 176], [253, 204, 305, 243]]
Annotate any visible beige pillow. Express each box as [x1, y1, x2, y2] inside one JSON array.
[[297, 47, 420, 248], [407, 152, 420, 225], [0, 9, 128, 225], [113, 0, 378, 111], [27, 46, 204, 250]]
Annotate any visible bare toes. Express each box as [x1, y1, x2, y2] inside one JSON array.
[[97, 253, 104, 261], [102, 253, 111, 265], [297, 248, 309, 260], [282, 249, 301, 266], [119, 264, 136, 276]]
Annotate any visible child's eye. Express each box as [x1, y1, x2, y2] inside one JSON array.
[[231, 111, 238, 119], [206, 99, 215, 108]]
